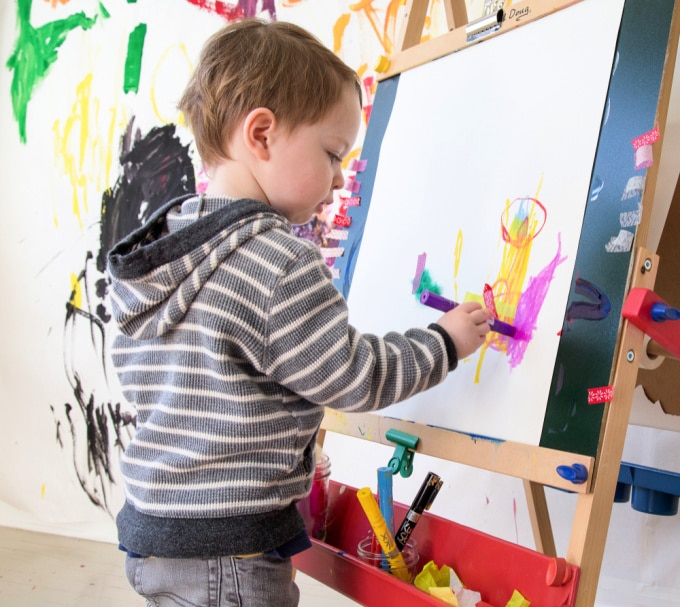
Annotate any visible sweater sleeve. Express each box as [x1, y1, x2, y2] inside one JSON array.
[[261, 248, 454, 412]]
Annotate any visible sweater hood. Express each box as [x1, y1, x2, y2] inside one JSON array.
[[107, 194, 288, 340]]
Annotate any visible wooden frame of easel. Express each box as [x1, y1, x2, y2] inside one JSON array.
[[312, 1, 680, 606]]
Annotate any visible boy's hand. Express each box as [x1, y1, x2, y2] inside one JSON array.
[[436, 301, 492, 360]]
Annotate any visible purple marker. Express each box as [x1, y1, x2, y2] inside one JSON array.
[[419, 290, 457, 312], [419, 290, 518, 338], [487, 317, 518, 338]]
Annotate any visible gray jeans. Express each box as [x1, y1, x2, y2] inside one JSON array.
[[125, 553, 300, 607]]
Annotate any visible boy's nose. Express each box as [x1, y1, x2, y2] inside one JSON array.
[[332, 166, 345, 190]]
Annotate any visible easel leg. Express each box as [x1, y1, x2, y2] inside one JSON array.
[[442, 0, 468, 30], [523, 480, 557, 557], [395, 0, 430, 51], [568, 492, 607, 607]]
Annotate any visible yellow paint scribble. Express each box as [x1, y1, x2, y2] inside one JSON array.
[[151, 43, 193, 125], [453, 229, 462, 302], [474, 177, 546, 382], [41, 483, 46, 499], [494, 176, 545, 318], [333, 0, 446, 57], [52, 73, 128, 229], [70, 272, 83, 309], [342, 147, 363, 171]]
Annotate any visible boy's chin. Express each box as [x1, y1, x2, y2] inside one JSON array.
[[291, 214, 316, 226]]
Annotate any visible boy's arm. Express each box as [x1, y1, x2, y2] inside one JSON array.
[[263, 249, 455, 413]]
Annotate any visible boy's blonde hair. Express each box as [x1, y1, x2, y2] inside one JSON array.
[[179, 19, 363, 167]]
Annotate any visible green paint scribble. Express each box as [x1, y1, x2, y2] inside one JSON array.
[[6, 0, 98, 143], [99, 2, 111, 19], [123, 23, 146, 94], [413, 269, 443, 301]]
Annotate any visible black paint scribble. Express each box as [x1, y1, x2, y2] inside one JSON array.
[[56, 117, 196, 513], [98, 119, 197, 272]]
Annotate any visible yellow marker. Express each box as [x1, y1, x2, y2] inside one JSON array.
[[374, 55, 390, 73], [356, 487, 411, 582]]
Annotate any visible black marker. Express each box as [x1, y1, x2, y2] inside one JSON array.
[[395, 471, 443, 551]]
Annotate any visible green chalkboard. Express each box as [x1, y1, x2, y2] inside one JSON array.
[[540, 0, 676, 456]]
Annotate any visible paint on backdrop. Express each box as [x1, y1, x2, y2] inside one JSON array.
[[332, 0, 448, 58], [183, 0, 277, 21], [6, 0, 100, 143], [97, 118, 196, 272], [53, 117, 196, 513]]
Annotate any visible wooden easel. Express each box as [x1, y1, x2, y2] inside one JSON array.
[[295, 1, 680, 606]]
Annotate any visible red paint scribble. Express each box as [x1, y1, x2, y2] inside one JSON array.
[[501, 197, 547, 246], [506, 235, 568, 368], [184, 0, 244, 20]]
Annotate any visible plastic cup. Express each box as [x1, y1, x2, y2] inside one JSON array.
[[356, 534, 419, 582], [297, 452, 331, 540]]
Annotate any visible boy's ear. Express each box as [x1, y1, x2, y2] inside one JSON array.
[[243, 108, 277, 160]]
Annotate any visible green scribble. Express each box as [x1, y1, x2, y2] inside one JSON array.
[[123, 23, 147, 94], [6, 0, 98, 143], [99, 3, 111, 19], [413, 269, 442, 300]]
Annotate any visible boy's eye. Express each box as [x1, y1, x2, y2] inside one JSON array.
[[328, 152, 341, 163]]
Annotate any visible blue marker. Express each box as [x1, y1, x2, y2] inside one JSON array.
[[419, 290, 518, 338], [377, 466, 394, 570]]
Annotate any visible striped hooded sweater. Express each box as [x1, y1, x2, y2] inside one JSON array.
[[107, 194, 457, 558]]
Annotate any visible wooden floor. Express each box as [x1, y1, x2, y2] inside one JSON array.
[[0, 526, 357, 606]]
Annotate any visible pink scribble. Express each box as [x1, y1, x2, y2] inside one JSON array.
[[412, 252, 427, 293], [507, 235, 568, 368]]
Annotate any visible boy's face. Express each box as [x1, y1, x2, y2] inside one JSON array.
[[263, 85, 362, 225]]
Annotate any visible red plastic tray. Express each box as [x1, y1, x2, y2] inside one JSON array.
[[293, 481, 580, 607]]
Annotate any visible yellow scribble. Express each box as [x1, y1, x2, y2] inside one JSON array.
[[70, 272, 83, 309], [41, 483, 46, 499], [453, 229, 462, 302], [151, 43, 193, 125], [333, 0, 446, 58], [342, 147, 363, 171], [495, 176, 545, 317], [474, 177, 546, 382], [52, 73, 127, 229], [333, 13, 352, 54]]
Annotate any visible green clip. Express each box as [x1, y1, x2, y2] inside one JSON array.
[[385, 429, 419, 478]]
